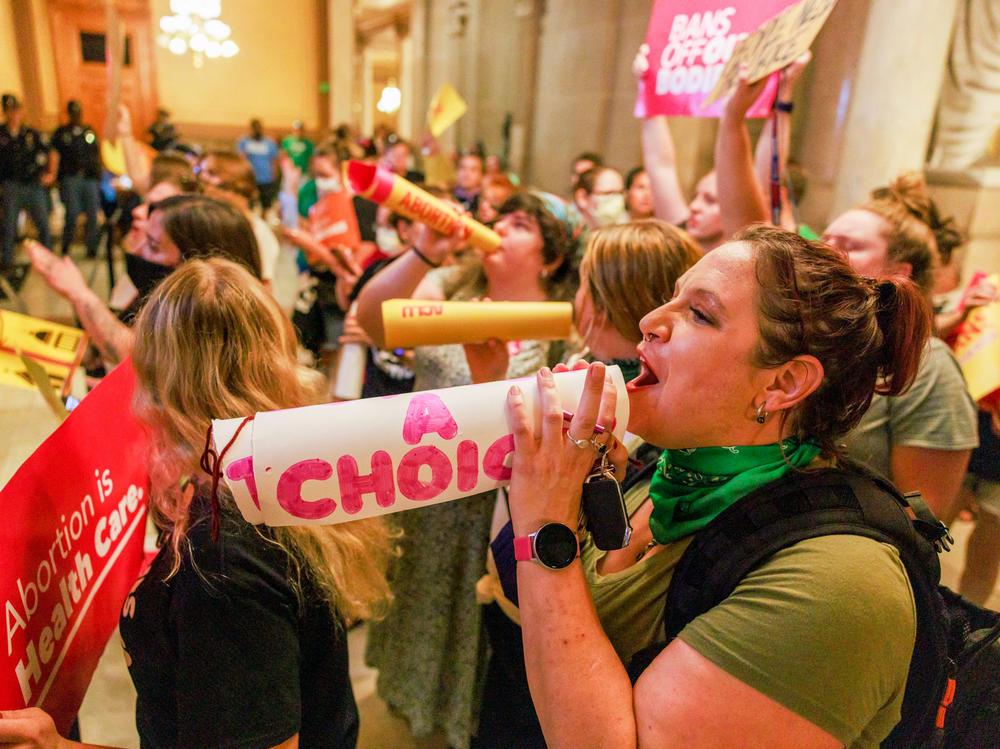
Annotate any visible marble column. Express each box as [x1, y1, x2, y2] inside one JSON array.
[[328, 0, 355, 127]]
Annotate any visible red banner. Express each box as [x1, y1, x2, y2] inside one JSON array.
[[635, 0, 794, 118], [0, 359, 148, 734]]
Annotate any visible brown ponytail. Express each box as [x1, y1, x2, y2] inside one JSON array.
[[738, 225, 932, 457], [870, 276, 931, 397]]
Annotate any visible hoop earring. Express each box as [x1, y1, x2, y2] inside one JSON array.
[[755, 402, 768, 424]]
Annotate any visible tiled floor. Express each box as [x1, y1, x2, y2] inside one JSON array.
[[3, 243, 999, 748]]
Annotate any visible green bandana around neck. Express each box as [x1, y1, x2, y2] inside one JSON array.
[[648, 438, 821, 544]]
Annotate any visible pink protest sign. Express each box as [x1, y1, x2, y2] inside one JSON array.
[[635, 0, 795, 118], [214, 367, 630, 526], [0, 360, 148, 735]]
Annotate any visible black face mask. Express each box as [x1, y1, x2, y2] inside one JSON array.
[[125, 252, 174, 299]]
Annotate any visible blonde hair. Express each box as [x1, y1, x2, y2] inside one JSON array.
[[132, 258, 394, 620], [580, 220, 702, 343], [861, 172, 939, 295]]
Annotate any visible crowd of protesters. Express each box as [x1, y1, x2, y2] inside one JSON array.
[[0, 39, 998, 749]]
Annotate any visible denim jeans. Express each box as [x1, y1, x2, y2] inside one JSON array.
[[59, 175, 101, 256], [1, 180, 51, 265]]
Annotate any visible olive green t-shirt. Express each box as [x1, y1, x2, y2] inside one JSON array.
[[678, 534, 916, 748]]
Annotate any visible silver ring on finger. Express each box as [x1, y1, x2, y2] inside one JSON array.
[[567, 433, 595, 450]]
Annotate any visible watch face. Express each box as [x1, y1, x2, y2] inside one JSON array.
[[534, 523, 578, 569]]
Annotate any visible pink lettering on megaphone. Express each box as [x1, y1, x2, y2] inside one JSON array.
[[225, 456, 260, 510], [456, 440, 478, 491], [277, 459, 337, 519], [402, 393, 459, 444], [337, 451, 396, 511], [397, 445, 453, 501], [483, 434, 514, 481]]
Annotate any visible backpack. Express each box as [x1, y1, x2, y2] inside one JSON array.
[[627, 467, 1000, 749]]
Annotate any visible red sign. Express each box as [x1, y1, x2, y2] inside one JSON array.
[[309, 190, 362, 250], [0, 360, 149, 734], [635, 0, 794, 118]]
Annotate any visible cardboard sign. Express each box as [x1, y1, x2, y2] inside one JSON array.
[[347, 161, 501, 253], [952, 273, 1000, 404], [0, 360, 149, 735], [308, 190, 362, 250], [382, 300, 573, 348], [0, 311, 88, 398], [427, 83, 468, 138], [636, 0, 793, 118], [704, 0, 837, 106], [214, 367, 630, 527]]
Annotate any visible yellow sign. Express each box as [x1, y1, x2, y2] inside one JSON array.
[[101, 138, 127, 176], [427, 83, 468, 137], [704, 0, 837, 106], [0, 310, 88, 397], [953, 274, 1000, 402]]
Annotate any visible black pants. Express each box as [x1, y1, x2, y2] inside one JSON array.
[[472, 602, 547, 749], [1, 180, 51, 264], [59, 175, 101, 256]]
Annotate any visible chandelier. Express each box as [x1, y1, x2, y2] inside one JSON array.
[[157, 0, 238, 68]]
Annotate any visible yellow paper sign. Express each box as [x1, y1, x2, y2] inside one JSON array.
[[427, 83, 468, 137], [101, 138, 126, 175], [704, 0, 837, 107], [0, 310, 88, 397], [952, 274, 1000, 402]]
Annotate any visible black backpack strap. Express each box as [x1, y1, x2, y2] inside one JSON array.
[[626, 467, 951, 748]]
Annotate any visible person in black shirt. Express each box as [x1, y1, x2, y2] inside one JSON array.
[[0, 93, 54, 271], [0, 258, 395, 748], [52, 100, 102, 258]]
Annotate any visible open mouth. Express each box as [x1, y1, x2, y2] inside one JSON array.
[[627, 355, 660, 390]]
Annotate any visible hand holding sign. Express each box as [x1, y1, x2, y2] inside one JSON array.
[[704, 0, 837, 107], [635, 0, 792, 118]]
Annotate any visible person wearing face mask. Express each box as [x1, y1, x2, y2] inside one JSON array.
[[26, 194, 261, 369], [573, 166, 627, 231], [283, 144, 366, 364]]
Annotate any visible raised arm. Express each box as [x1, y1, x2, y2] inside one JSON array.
[[716, 66, 768, 240], [116, 104, 152, 196], [752, 53, 811, 231], [641, 117, 690, 226], [26, 240, 134, 364]]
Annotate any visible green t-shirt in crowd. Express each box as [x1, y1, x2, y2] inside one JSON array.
[[282, 135, 314, 172], [298, 179, 319, 219]]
